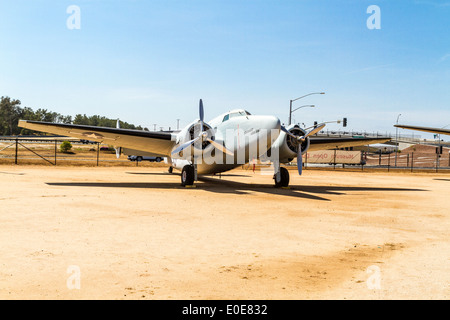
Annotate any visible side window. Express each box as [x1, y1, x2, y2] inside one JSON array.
[[223, 114, 230, 122]]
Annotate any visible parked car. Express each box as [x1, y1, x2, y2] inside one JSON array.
[[79, 139, 95, 144], [127, 155, 163, 162]]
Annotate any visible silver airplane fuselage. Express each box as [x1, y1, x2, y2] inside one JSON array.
[[169, 109, 281, 175]]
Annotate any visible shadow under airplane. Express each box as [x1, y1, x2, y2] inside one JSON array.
[[46, 172, 427, 202]]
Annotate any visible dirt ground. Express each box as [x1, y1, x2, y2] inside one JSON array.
[[0, 164, 448, 300]]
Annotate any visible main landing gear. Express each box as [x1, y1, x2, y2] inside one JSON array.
[[179, 163, 290, 188], [181, 164, 196, 187], [274, 167, 289, 188]]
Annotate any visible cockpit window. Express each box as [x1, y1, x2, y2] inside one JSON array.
[[222, 110, 250, 122]]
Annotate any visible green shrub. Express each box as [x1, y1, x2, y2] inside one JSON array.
[[60, 141, 73, 153]]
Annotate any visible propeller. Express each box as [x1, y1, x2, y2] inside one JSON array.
[[208, 139, 234, 156], [281, 123, 325, 142], [114, 119, 122, 159], [115, 147, 122, 159], [171, 99, 234, 157], [297, 145, 303, 175], [199, 99, 204, 133], [281, 123, 326, 175], [171, 136, 200, 156]]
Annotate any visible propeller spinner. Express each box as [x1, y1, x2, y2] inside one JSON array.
[[280, 123, 325, 175], [171, 99, 233, 157]]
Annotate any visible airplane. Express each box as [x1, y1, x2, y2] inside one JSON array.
[[18, 99, 391, 187], [394, 124, 450, 136]]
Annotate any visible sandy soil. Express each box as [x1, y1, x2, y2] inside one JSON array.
[[0, 165, 448, 300]]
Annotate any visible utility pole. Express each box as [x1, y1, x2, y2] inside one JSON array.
[[395, 114, 401, 167]]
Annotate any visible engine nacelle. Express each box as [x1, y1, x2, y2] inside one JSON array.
[[172, 120, 215, 159], [270, 124, 310, 163]]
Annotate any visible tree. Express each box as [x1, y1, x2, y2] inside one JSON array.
[[0, 96, 22, 135], [0, 95, 147, 135]]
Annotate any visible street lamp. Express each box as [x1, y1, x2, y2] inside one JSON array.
[[291, 104, 315, 113], [290, 105, 315, 125], [289, 92, 325, 125], [395, 113, 401, 167]]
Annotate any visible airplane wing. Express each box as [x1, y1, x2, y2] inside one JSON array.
[[18, 120, 176, 156], [308, 136, 391, 151], [394, 124, 450, 136]]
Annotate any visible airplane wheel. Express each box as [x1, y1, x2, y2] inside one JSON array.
[[274, 167, 289, 188], [168, 166, 173, 173], [181, 165, 195, 186]]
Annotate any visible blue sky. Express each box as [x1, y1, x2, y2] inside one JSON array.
[[0, 0, 449, 138]]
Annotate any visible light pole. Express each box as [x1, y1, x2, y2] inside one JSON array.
[[395, 113, 401, 167], [292, 104, 315, 113], [289, 92, 325, 125], [290, 105, 315, 124]]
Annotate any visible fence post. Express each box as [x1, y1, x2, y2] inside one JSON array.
[[54, 140, 57, 166], [361, 151, 364, 171], [388, 153, 390, 172], [411, 152, 414, 172], [15, 138, 18, 165], [436, 153, 439, 173], [333, 149, 336, 169], [96, 143, 100, 166]]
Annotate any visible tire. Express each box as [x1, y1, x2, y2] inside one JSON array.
[[136, 156, 143, 162], [156, 157, 162, 162], [274, 167, 289, 188], [168, 166, 173, 174], [181, 165, 195, 186]]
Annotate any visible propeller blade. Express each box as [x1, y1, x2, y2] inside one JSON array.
[[301, 123, 325, 140], [171, 137, 200, 156], [282, 124, 325, 142], [207, 138, 234, 156], [280, 126, 298, 139], [114, 147, 121, 159], [199, 99, 204, 133], [297, 146, 303, 175], [199, 99, 204, 122]]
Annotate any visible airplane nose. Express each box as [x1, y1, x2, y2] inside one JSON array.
[[261, 115, 281, 145], [250, 115, 280, 131], [265, 115, 281, 131]]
